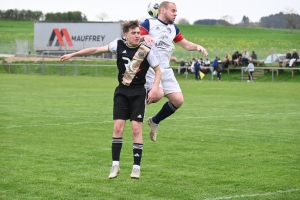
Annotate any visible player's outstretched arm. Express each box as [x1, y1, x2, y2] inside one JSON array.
[[177, 39, 208, 56], [60, 46, 109, 62]]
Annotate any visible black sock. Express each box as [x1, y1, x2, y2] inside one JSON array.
[[111, 137, 122, 161], [133, 143, 143, 166], [152, 101, 177, 124]]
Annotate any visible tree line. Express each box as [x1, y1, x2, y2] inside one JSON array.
[[0, 9, 87, 22], [193, 12, 300, 31]]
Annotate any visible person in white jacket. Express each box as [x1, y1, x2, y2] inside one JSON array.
[[244, 60, 255, 82]]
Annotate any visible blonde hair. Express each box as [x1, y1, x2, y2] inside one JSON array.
[[158, 1, 175, 14]]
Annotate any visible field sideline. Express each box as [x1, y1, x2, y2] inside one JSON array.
[[0, 74, 299, 199]]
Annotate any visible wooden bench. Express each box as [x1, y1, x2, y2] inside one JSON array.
[[278, 60, 300, 67]]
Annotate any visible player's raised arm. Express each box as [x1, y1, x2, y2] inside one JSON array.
[[177, 39, 208, 56], [60, 46, 109, 62]]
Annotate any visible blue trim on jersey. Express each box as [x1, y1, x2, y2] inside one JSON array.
[[140, 18, 181, 36], [140, 19, 150, 31]]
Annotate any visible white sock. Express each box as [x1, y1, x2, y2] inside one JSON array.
[[133, 165, 140, 170], [112, 161, 119, 166]]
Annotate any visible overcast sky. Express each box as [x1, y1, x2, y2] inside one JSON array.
[[2, 0, 299, 24]]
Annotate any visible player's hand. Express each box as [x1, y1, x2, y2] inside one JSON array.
[[147, 87, 158, 104], [197, 45, 209, 56], [143, 35, 156, 46], [60, 54, 72, 62]]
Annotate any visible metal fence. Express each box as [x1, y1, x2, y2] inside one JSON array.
[[1, 62, 118, 77], [0, 41, 294, 62]]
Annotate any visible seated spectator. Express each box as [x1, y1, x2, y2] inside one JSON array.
[[226, 53, 232, 65], [223, 54, 230, 69], [178, 58, 186, 74], [183, 59, 191, 74], [200, 58, 209, 74], [241, 49, 249, 66], [231, 51, 237, 65], [234, 51, 242, 67], [204, 58, 210, 66], [282, 50, 291, 67], [199, 58, 204, 66], [289, 49, 299, 67], [250, 51, 257, 63], [185, 59, 191, 67], [282, 50, 292, 67]]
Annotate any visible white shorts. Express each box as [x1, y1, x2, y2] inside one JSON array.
[[145, 68, 182, 95]]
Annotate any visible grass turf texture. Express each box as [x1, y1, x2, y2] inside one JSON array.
[[0, 74, 299, 199]]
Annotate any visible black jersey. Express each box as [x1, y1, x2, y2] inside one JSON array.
[[109, 38, 158, 88]]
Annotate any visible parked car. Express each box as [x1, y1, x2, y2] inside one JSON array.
[[260, 54, 286, 64]]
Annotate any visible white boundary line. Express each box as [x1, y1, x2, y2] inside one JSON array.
[[204, 188, 300, 200], [1, 112, 299, 129]]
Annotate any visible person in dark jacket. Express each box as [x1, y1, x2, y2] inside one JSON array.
[[289, 49, 299, 67], [194, 57, 201, 81], [282, 50, 292, 67]]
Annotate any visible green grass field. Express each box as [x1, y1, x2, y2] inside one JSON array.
[[1, 74, 299, 199]]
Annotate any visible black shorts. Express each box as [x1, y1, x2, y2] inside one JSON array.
[[113, 86, 147, 122]]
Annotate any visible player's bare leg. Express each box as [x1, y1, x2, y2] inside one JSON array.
[[148, 92, 184, 141], [109, 120, 125, 179], [130, 121, 143, 179]]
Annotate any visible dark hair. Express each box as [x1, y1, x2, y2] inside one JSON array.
[[122, 20, 140, 33]]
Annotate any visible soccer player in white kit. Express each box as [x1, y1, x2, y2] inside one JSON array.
[[140, 1, 208, 142]]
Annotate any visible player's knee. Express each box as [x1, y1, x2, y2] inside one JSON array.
[[151, 89, 164, 103], [113, 124, 124, 136], [132, 127, 142, 137], [172, 96, 184, 108]]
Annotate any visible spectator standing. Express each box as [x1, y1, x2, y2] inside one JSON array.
[[216, 61, 223, 81], [244, 60, 255, 82], [211, 56, 219, 72], [194, 57, 201, 81], [289, 49, 299, 67], [282, 50, 292, 67], [188, 58, 196, 73]]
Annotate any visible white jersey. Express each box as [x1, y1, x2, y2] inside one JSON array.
[[140, 18, 184, 69]]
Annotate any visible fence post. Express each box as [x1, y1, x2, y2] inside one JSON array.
[[241, 67, 244, 81], [96, 66, 98, 76], [74, 59, 78, 76], [9, 64, 11, 74], [42, 51, 45, 75]]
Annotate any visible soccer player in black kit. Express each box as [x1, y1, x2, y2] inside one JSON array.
[[60, 20, 161, 179]]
